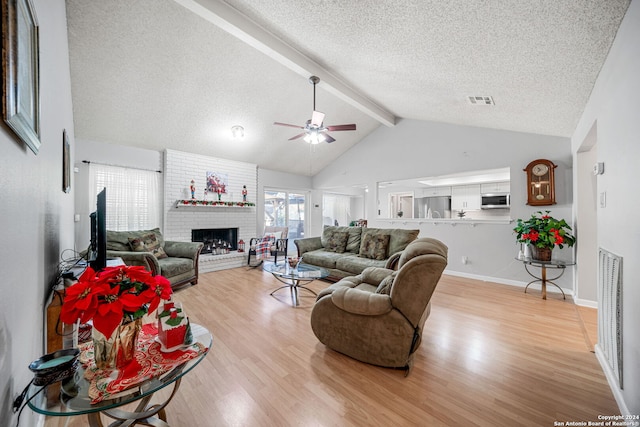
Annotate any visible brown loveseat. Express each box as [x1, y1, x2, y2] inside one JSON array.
[[294, 226, 419, 282], [106, 228, 203, 289], [310, 238, 448, 370]]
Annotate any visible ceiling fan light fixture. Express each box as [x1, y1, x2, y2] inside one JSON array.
[[304, 131, 325, 145]]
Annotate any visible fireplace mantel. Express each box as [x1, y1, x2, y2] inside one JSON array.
[[175, 199, 255, 208]]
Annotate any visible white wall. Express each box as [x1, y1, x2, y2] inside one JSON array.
[[571, 0, 640, 415], [0, 1, 75, 425], [313, 119, 576, 292]]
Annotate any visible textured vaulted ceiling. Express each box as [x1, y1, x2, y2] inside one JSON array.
[[65, 0, 630, 176]]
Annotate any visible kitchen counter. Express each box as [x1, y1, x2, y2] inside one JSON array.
[[380, 218, 513, 226]]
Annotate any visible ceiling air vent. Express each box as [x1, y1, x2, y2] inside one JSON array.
[[468, 96, 495, 105]]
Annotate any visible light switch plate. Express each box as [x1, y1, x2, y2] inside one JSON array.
[[600, 191, 606, 208], [593, 162, 605, 175]]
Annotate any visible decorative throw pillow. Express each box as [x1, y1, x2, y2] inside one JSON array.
[[376, 274, 395, 295], [145, 233, 168, 260], [128, 237, 147, 253], [325, 231, 349, 253], [129, 233, 167, 260], [359, 231, 390, 260]]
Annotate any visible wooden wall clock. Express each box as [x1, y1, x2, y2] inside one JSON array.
[[524, 159, 556, 206]]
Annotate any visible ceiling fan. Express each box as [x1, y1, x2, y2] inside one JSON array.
[[274, 76, 356, 144]]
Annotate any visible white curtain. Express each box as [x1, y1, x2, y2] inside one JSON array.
[[89, 163, 161, 231]]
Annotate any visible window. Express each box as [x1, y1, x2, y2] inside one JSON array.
[[264, 190, 306, 239], [89, 164, 161, 231]]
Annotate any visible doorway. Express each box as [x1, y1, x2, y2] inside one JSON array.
[[576, 122, 598, 305], [264, 190, 307, 245], [389, 192, 413, 219]]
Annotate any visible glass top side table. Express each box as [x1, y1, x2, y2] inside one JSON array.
[[28, 324, 212, 427], [517, 257, 576, 300]]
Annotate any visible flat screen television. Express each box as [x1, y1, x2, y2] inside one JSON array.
[[88, 187, 107, 271]]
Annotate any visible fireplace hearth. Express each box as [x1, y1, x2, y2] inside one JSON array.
[[192, 228, 238, 254]]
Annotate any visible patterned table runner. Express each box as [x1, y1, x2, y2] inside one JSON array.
[[78, 323, 207, 403]]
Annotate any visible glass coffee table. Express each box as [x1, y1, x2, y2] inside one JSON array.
[[27, 324, 212, 427], [263, 262, 329, 306]]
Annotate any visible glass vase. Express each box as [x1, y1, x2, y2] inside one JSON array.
[[92, 318, 141, 369]]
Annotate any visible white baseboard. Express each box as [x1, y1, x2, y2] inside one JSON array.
[[573, 298, 597, 308], [443, 269, 599, 307], [443, 269, 574, 298], [594, 344, 630, 416]]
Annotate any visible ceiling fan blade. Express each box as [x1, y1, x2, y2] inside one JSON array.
[[274, 122, 304, 129], [288, 133, 307, 141], [311, 111, 325, 127], [321, 132, 336, 143], [326, 124, 356, 131]]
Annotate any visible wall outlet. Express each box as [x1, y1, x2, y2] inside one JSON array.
[[599, 191, 606, 208], [462, 256, 468, 265]]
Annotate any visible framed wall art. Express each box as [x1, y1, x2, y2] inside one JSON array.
[[206, 171, 228, 194], [62, 129, 70, 193], [2, 0, 41, 154]]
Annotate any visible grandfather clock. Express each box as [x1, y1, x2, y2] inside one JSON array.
[[524, 159, 556, 206]]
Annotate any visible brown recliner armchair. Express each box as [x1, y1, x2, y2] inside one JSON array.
[[310, 237, 448, 371]]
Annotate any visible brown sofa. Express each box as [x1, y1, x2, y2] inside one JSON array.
[[106, 228, 203, 289], [294, 226, 419, 282], [310, 238, 448, 370]]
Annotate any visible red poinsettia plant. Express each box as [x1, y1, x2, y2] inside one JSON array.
[[60, 265, 172, 338], [513, 210, 576, 249]]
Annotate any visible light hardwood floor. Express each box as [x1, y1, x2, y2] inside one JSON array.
[[46, 268, 618, 426]]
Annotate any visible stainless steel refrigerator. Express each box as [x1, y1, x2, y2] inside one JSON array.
[[414, 196, 451, 219]]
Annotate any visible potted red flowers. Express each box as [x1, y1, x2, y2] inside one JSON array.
[[60, 265, 172, 369], [513, 211, 576, 261]]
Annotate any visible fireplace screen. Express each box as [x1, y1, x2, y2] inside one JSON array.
[[192, 228, 238, 253]]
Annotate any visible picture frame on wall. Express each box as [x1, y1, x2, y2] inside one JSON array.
[[1, 0, 40, 154], [62, 129, 70, 193], [206, 171, 228, 194]]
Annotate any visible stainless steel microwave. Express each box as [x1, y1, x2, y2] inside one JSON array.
[[481, 194, 510, 209]]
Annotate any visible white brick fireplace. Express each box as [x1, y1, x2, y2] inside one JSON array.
[[163, 149, 257, 272]]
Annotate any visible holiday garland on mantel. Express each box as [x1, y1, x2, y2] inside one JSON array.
[[176, 199, 255, 207]]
